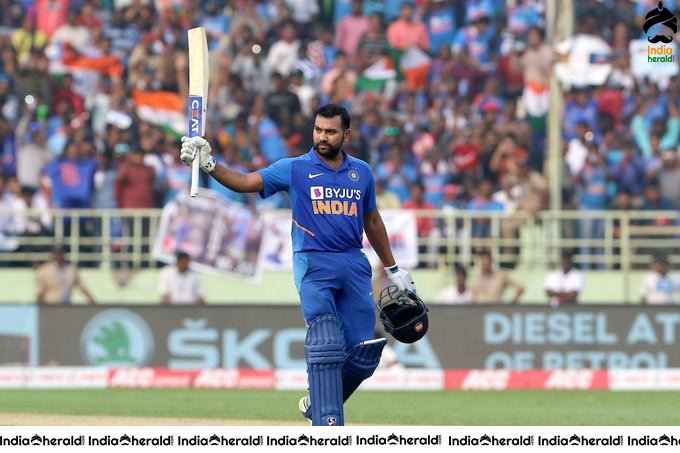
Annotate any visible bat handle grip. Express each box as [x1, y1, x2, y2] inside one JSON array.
[[190, 153, 200, 197]]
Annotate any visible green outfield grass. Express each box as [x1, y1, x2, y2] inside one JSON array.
[[1, 389, 680, 425]]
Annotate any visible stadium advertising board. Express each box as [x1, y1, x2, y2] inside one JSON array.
[[0, 306, 38, 365], [37, 305, 680, 370]]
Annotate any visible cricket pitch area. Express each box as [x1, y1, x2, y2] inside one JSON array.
[[2, 389, 680, 425]]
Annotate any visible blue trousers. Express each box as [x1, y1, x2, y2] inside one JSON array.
[[293, 249, 375, 349]]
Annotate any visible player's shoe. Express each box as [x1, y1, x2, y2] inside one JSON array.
[[298, 395, 312, 424]]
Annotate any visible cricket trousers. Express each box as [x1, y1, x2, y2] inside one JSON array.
[[293, 248, 375, 349]]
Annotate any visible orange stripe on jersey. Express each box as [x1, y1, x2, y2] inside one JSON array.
[[292, 219, 316, 237]]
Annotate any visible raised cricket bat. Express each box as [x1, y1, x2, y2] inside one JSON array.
[[188, 27, 209, 197]]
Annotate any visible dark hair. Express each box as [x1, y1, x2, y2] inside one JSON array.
[[478, 250, 491, 259], [652, 253, 669, 265], [176, 251, 190, 261], [454, 263, 467, 278], [646, 180, 660, 190], [528, 26, 544, 39], [314, 104, 350, 130]]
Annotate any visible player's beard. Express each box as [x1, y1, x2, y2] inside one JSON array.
[[314, 137, 343, 159]]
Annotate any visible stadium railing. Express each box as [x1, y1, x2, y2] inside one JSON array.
[[0, 208, 677, 271]]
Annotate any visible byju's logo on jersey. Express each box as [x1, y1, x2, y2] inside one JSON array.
[[309, 186, 362, 217], [310, 186, 324, 200], [645, 2, 677, 62]]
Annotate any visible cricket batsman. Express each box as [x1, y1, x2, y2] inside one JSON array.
[[180, 104, 416, 426]]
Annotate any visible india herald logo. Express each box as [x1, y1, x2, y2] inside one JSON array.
[[80, 309, 154, 366], [644, 1, 677, 44]]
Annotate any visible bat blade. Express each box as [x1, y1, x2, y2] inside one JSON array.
[[188, 27, 209, 197]]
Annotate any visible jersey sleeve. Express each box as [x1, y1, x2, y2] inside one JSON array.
[[257, 158, 293, 198], [364, 171, 377, 213]]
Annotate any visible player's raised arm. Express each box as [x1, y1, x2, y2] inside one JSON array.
[[180, 136, 263, 193]]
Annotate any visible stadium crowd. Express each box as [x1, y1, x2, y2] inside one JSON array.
[[0, 0, 678, 267]]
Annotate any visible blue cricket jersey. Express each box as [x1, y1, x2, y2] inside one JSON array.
[[258, 148, 376, 252]]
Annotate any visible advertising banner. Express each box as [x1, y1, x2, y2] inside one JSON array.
[[0, 306, 38, 365], [37, 305, 680, 370], [153, 191, 266, 281]]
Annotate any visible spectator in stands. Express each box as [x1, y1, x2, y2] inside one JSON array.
[[43, 140, 98, 209], [564, 87, 599, 141], [452, 14, 495, 71], [11, 14, 47, 64], [575, 144, 608, 269], [520, 27, 553, 88], [35, 245, 96, 304], [467, 179, 503, 240], [265, 72, 302, 133], [386, 2, 430, 51], [266, 21, 300, 77], [0, 174, 23, 252], [52, 73, 84, 116], [375, 144, 417, 203], [16, 117, 49, 191], [565, 121, 592, 178], [436, 263, 472, 304], [402, 182, 434, 267], [158, 251, 206, 305], [653, 149, 680, 208], [633, 98, 679, 159], [115, 148, 155, 262], [545, 251, 584, 306], [356, 13, 389, 71], [334, 0, 369, 64], [115, 149, 155, 210], [640, 254, 680, 305], [52, 9, 91, 54], [424, 0, 456, 56], [375, 178, 401, 209], [608, 146, 646, 199], [470, 250, 524, 304], [321, 52, 356, 107], [641, 182, 676, 215]]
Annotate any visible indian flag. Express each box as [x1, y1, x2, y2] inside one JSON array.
[[131, 88, 185, 134], [399, 46, 431, 91], [356, 57, 396, 92], [49, 44, 124, 101], [522, 81, 549, 134], [522, 81, 549, 117]]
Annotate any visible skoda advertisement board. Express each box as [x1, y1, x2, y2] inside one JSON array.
[[38, 306, 680, 369]]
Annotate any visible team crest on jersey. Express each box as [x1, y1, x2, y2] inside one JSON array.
[[348, 169, 359, 182]]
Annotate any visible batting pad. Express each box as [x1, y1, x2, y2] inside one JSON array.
[[305, 315, 345, 426], [342, 337, 387, 402]]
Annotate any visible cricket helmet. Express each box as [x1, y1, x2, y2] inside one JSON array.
[[378, 286, 429, 344]]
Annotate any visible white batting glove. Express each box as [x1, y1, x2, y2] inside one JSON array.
[[385, 265, 416, 294], [180, 136, 216, 173]]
